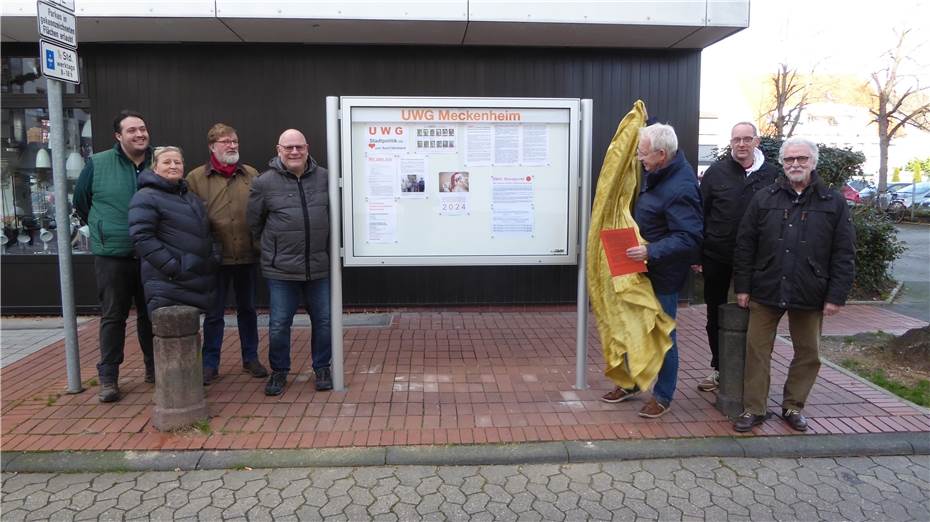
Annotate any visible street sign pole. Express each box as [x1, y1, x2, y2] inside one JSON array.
[[47, 78, 82, 393], [38, 0, 83, 393]]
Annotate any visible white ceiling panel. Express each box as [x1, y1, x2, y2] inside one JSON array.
[[216, 0, 468, 21], [463, 21, 699, 49], [468, 0, 708, 26]]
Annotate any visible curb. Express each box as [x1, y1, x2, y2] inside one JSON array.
[[846, 281, 904, 305], [2, 433, 928, 473]]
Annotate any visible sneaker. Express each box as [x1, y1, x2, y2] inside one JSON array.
[[264, 372, 288, 396], [98, 382, 120, 403], [144, 366, 155, 384], [242, 360, 269, 379], [733, 411, 768, 432], [600, 386, 640, 403], [315, 367, 333, 391], [203, 366, 219, 386], [781, 408, 809, 432], [638, 399, 670, 418], [697, 370, 719, 392]]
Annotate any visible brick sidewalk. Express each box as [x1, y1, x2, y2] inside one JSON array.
[[2, 305, 927, 452]]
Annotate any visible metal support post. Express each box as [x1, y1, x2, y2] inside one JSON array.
[[326, 96, 345, 391], [575, 99, 594, 390]]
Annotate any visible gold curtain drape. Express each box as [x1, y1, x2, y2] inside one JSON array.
[[586, 100, 675, 391]]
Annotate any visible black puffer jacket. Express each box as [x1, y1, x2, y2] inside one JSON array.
[[129, 170, 218, 314], [733, 172, 856, 310], [247, 156, 329, 282], [700, 156, 779, 263]]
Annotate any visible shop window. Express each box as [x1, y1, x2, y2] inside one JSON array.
[[1, 51, 91, 256]]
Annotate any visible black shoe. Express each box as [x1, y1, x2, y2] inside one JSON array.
[[203, 366, 219, 385], [264, 372, 288, 396], [242, 360, 269, 378], [144, 366, 155, 384], [99, 382, 120, 403], [314, 367, 333, 391], [782, 409, 809, 432], [733, 411, 767, 432]]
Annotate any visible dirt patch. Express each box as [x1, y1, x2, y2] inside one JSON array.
[[819, 326, 930, 387]]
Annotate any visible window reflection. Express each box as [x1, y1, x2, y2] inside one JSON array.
[[1, 108, 93, 254], [1, 56, 81, 94]]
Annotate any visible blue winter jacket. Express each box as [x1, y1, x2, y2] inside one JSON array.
[[128, 169, 219, 314], [634, 150, 704, 294]]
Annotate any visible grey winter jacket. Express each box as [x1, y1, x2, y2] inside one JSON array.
[[247, 156, 329, 281]]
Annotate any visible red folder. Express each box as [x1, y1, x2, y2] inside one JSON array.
[[600, 228, 647, 276]]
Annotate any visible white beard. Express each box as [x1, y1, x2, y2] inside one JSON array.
[[217, 151, 239, 165]]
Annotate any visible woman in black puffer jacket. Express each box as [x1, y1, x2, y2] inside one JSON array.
[[129, 146, 219, 314]]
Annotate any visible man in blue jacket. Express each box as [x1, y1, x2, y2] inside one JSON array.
[[600, 123, 703, 418]]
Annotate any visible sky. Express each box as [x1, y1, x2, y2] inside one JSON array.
[[700, 0, 930, 131]]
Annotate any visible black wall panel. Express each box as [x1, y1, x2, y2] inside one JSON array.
[[7, 43, 700, 310]]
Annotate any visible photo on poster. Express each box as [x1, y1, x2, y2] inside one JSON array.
[[439, 171, 470, 193], [415, 125, 457, 154], [398, 156, 428, 199]]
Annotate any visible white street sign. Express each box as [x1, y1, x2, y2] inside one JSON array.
[[41, 0, 75, 11], [40, 41, 80, 84], [37, 2, 77, 49]]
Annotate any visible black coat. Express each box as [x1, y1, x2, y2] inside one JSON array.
[[129, 169, 218, 314], [700, 155, 779, 263], [733, 172, 856, 310], [634, 150, 704, 294], [247, 156, 329, 282]]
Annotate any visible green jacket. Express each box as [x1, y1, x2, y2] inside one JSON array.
[[73, 143, 152, 257]]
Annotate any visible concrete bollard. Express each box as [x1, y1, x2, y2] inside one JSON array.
[[150, 305, 208, 431], [715, 303, 750, 419]]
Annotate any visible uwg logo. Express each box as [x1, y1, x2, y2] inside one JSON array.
[[368, 126, 405, 135], [400, 109, 435, 121]]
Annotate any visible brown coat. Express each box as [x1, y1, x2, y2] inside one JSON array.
[[186, 162, 260, 265]]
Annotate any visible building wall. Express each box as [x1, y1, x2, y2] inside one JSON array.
[[2, 42, 701, 311]]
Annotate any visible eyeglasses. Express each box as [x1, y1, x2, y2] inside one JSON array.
[[730, 136, 756, 145], [278, 144, 308, 152], [782, 156, 811, 165], [215, 139, 239, 146]]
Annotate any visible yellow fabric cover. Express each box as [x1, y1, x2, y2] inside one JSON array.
[[586, 100, 675, 391]]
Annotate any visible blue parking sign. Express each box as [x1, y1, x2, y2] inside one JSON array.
[[46, 49, 56, 70]]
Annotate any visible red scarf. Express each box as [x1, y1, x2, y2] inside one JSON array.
[[210, 153, 238, 178]]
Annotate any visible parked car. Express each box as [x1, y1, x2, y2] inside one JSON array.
[[849, 179, 876, 203], [841, 183, 861, 205], [891, 182, 930, 208], [871, 182, 912, 207]]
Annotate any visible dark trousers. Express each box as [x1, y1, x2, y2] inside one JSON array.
[[267, 277, 332, 373], [202, 264, 259, 371], [702, 255, 733, 370], [94, 256, 154, 383]]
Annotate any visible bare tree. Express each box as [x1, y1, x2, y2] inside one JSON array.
[[871, 29, 930, 193], [761, 64, 809, 138]]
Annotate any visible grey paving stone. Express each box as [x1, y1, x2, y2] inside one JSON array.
[[461, 474, 486, 495], [303, 485, 330, 507], [392, 466, 436, 486], [436, 466, 478, 487], [462, 491, 491, 514], [392, 484, 422, 505], [270, 495, 306, 517], [438, 484, 466, 505], [318, 494, 352, 517], [350, 466, 395, 488], [368, 493, 400, 516], [530, 498, 566, 521], [172, 496, 211, 519], [508, 491, 537, 514], [414, 475, 443, 496]]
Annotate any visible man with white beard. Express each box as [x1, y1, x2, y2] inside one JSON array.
[[187, 123, 268, 385], [731, 136, 855, 433]]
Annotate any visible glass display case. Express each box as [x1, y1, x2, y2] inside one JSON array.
[[1, 108, 93, 255]]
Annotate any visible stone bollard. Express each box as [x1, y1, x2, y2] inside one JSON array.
[[150, 305, 208, 431], [715, 303, 750, 419]]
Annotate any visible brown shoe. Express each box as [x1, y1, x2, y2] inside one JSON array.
[[638, 399, 670, 418], [781, 409, 809, 432], [601, 386, 641, 403], [242, 359, 269, 378]]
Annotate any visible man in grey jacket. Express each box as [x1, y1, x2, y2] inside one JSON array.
[[247, 129, 331, 396]]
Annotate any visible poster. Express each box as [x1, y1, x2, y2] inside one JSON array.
[[365, 155, 397, 198], [521, 124, 549, 166], [415, 125, 457, 154], [398, 156, 428, 198], [367, 197, 397, 243], [464, 125, 492, 166], [491, 175, 534, 236], [366, 125, 408, 152], [438, 171, 469, 215], [493, 124, 520, 166]]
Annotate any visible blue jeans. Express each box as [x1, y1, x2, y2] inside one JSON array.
[[652, 292, 679, 406], [202, 264, 259, 370], [267, 277, 332, 373]]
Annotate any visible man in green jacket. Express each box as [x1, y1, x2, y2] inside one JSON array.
[[73, 110, 154, 403]]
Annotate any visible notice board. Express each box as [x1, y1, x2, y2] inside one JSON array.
[[340, 97, 581, 266]]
